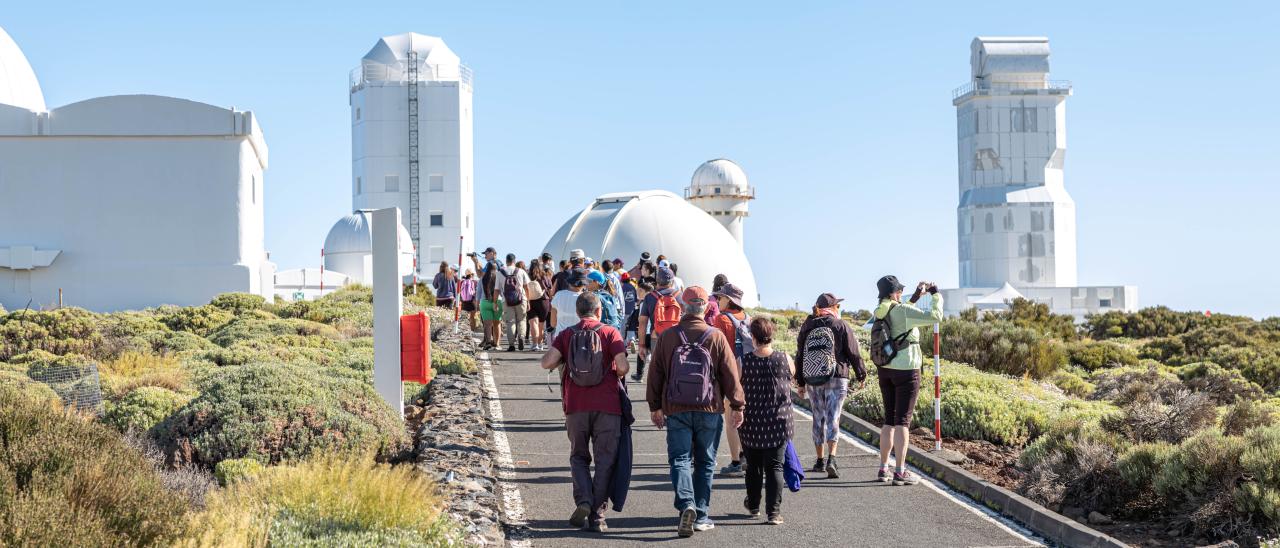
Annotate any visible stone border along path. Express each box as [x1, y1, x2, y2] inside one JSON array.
[[483, 349, 1049, 547]]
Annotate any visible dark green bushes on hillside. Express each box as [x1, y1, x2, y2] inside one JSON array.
[[984, 298, 1080, 341], [940, 319, 1066, 378], [0, 386, 190, 546], [0, 307, 102, 360], [1066, 340, 1138, 371], [155, 362, 407, 468]]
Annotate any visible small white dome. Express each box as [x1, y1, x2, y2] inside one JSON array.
[[690, 158, 749, 190], [323, 211, 415, 281], [0, 26, 46, 112], [541, 190, 759, 307]]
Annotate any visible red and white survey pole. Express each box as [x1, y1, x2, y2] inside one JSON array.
[[933, 321, 942, 451], [454, 236, 463, 330], [319, 248, 325, 294]]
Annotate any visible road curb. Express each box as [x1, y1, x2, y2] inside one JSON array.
[[792, 391, 1128, 548]]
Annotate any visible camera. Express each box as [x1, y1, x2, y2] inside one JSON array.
[[466, 252, 477, 258]]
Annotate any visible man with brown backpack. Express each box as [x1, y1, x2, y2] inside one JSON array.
[[540, 292, 630, 532]]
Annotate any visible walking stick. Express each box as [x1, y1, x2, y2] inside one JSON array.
[[933, 321, 942, 451]]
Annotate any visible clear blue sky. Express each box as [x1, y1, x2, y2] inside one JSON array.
[[7, 1, 1277, 317]]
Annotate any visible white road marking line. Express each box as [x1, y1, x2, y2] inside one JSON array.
[[790, 406, 1043, 547], [478, 351, 532, 548]]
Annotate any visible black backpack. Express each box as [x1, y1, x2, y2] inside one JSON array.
[[566, 325, 607, 387], [869, 304, 912, 367]]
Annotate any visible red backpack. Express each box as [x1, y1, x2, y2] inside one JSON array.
[[653, 293, 682, 335]]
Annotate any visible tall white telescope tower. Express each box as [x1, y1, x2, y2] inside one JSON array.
[[684, 158, 754, 247], [349, 32, 475, 271]]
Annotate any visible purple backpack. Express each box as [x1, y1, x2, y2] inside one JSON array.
[[665, 327, 717, 407]]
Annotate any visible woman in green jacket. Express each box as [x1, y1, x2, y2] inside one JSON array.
[[871, 275, 943, 486]]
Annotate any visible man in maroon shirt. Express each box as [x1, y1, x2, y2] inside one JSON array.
[[540, 292, 630, 532]]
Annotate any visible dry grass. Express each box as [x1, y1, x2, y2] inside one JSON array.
[[100, 351, 190, 397], [182, 454, 458, 547]]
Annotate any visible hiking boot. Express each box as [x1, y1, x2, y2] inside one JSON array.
[[877, 465, 891, 483], [587, 519, 608, 533], [677, 507, 696, 537], [720, 461, 744, 477], [743, 497, 760, 518], [506, 345, 516, 352], [517, 339, 524, 351], [693, 518, 715, 532], [826, 457, 840, 478], [569, 503, 591, 528], [893, 469, 921, 486], [766, 513, 784, 525], [811, 457, 825, 473]]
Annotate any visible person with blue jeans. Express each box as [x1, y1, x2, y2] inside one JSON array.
[[646, 286, 744, 538]]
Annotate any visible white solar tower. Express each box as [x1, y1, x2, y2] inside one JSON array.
[[349, 33, 475, 273]]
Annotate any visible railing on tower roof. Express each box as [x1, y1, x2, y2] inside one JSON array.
[[684, 185, 755, 200], [951, 79, 1072, 101], [350, 62, 474, 93]]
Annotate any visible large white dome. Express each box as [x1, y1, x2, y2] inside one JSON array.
[[690, 158, 749, 191], [542, 190, 760, 307], [0, 26, 46, 112], [324, 211, 415, 282]]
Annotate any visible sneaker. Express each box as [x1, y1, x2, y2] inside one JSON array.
[[507, 345, 516, 352], [517, 340, 524, 351], [693, 518, 715, 532], [877, 466, 891, 483], [587, 519, 608, 533], [767, 513, 784, 525], [826, 457, 840, 479], [811, 457, 825, 473], [743, 497, 760, 518], [893, 469, 921, 486], [720, 461, 744, 477], [677, 507, 696, 537], [569, 503, 591, 528]]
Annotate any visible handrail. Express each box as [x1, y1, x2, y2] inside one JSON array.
[[684, 186, 755, 200], [350, 62, 474, 92], [952, 79, 1071, 100]]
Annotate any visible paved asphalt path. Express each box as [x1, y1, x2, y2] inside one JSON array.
[[484, 350, 1041, 547]]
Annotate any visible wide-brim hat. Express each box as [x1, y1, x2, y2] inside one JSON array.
[[713, 283, 745, 308]]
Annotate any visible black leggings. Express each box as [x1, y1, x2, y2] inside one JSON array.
[[744, 444, 786, 515], [878, 367, 920, 427]]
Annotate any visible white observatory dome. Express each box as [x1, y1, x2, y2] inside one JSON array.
[[542, 190, 760, 307], [0, 26, 46, 112], [358, 32, 463, 84], [323, 211, 415, 283], [690, 159, 750, 192]]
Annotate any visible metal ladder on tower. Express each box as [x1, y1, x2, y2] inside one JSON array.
[[407, 49, 421, 256]]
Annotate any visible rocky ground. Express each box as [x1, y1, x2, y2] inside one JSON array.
[[404, 320, 504, 546]]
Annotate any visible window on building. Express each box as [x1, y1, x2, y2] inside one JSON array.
[[465, 215, 470, 228], [1099, 298, 1113, 308], [356, 176, 362, 194], [385, 175, 399, 192], [429, 174, 444, 192], [1031, 211, 1045, 231], [714, 187, 722, 194], [251, 175, 257, 205], [429, 212, 443, 227], [355, 107, 361, 121], [985, 213, 994, 233], [1004, 210, 1014, 230]]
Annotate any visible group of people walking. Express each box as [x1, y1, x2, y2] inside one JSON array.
[[443, 248, 944, 537]]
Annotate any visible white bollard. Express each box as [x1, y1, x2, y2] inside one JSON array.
[[372, 207, 404, 419]]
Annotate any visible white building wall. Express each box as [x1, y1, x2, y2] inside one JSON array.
[[0, 96, 271, 311], [351, 65, 474, 273]]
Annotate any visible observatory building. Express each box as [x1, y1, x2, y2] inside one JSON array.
[[542, 159, 760, 307], [0, 26, 274, 312], [940, 37, 1136, 317], [345, 32, 475, 272]]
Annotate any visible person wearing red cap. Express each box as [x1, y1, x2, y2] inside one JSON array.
[[795, 293, 867, 479], [646, 286, 744, 537]]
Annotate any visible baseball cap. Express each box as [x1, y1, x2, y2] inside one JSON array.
[[587, 270, 607, 286], [620, 272, 631, 282], [483, 247, 496, 255], [814, 293, 844, 309], [682, 286, 709, 303], [584, 257, 595, 266], [656, 266, 674, 285], [876, 275, 905, 299], [714, 283, 745, 308], [540, 252, 552, 262], [568, 268, 588, 287]]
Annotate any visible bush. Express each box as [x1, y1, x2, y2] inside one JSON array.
[[186, 455, 461, 547], [1017, 418, 1127, 513], [155, 362, 407, 467], [1090, 365, 1184, 406], [103, 386, 192, 434], [214, 458, 266, 486], [100, 351, 190, 398], [158, 305, 235, 336], [985, 298, 1079, 341], [1117, 441, 1176, 488], [1050, 368, 1095, 398], [1151, 428, 1252, 537], [1220, 399, 1280, 436], [1100, 389, 1217, 444], [1066, 339, 1139, 371], [1177, 361, 1267, 404], [0, 307, 103, 360], [0, 385, 190, 545], [433, 349, 477, 375], [940, 319, 1066, 378]]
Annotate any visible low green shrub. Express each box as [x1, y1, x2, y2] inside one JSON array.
[[433, 349, 477, 375], [940, 319, 1066, 378], [1220, 399, 1280, 436], [209, 293, 269, 315], [0, 385, 190, 546], [1089, 365, 1184, 405], [102, 386, 192, 434], [1100, 389, 1217, 444], [157, 305, 235, 336], [1050, 368, 1095, 398], [214, 458, 265, 486], [155, 362, 407, 467], [1176, 361, 1266, 404], [1066, 339, 1138, 371], [1117, 441, 1176, 488], [0, 307, 103, 360], [1017, 417, 1128, 513]]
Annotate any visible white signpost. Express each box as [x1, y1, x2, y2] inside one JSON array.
[[371, 207, 404, 419]]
